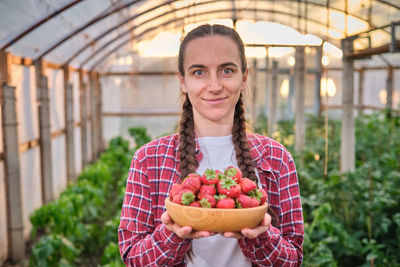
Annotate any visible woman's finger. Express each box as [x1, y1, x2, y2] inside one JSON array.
[[222, 231, 243, 239], [160, 212, 172, 225], [241, 213, 272, 239], [189, 230, 215, 239]]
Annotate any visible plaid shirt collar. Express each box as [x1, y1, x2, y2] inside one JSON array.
[[173, 133, 273, 173]]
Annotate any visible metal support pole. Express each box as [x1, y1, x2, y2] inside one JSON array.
[[386, 67, 393, 115], [288, 70, 295, 119], [95, 73, 104, 154], [35, 59, 54, 203], [90, 72, 99, 160], [1, 50, 25, 261], [251, 58, 258, 126], [79, 69, 88, 168], [358, 69, 364, 116], [295, 46, 306, 153], [268, 60, 278, 136], [63, 65, 75, 183], [314, 45, 323, 115], [341, 37, 355, 172], [264, 48, 269, 117]]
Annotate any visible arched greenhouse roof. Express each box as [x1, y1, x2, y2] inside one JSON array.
[[0, 0, 399, 71]]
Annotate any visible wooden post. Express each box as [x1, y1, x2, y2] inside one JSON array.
[[63, 65, 75, 183], [79, 69, 88, 168], [35, 59, 54, 204], [314, 45, 323, 115], [341, 37, 355, 172], [264, 48, 269, 117], [1, 51, 25, 261], [295, 46, 306, 153], [288, 70, 295, 119], [89, 72, 98, 160], [358, 68, 364, 116], [251, 58, 257, 126], [386, 67, 393, 115], [268, 60, 278, 136], [95, 73, 104, 154]]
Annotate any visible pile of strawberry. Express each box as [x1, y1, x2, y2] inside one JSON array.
[[169, 166, 267, 209]]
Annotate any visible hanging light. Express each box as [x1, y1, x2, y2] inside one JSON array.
[[126, 56, 133, 65], [287, 56, 295, 66], [322, 55, 330, 66], [118, 57, 125, 65], [321, 78, 337, 97], [115, 77, 121, 86], [280, 79, 289, 97], [379, 89, 387, 104]]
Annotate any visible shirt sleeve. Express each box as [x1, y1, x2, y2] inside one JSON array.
[[118, 154, 192, 266], [238, 155, 304, 266]]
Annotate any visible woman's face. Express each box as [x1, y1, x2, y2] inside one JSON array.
[[179, 35, 248, 127]]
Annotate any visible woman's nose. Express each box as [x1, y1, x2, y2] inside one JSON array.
[[206, 74, 222, 92]]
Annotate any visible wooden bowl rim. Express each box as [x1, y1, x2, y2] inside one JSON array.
[[165, 197, 268, 211]]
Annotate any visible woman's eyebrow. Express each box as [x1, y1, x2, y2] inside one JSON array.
[[188, 62, 238, 70], [219, 62, 238, 68], [188, 64, 206, 70]]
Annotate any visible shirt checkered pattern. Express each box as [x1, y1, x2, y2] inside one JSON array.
[[118, 133, 304, 266]]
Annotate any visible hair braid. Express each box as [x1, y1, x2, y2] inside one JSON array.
[[232, 94, 278, 227], [232, 93, 257, 182], [178, 94, 197, 179]]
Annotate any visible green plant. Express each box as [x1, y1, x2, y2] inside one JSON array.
[[29, 127, 153, 266], [257, 112, 400, 266]]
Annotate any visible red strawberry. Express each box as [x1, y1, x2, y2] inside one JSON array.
[[240, 178, 257, 194], [199, 194, 216, 208], [216, 197, 235, 209], [200, 169, 220, 185], [189, 201, 201, 207], [197, 185, 216, 200], [249, 189, 267, 205], [224, 166, 242, 183], [182, 173, 201, 193], [169, 183, 184, 199], [258, 188, 267, 205], [172, 189, 195, 205], [237, 193, 260, 208], [217, 176, 241, 198]]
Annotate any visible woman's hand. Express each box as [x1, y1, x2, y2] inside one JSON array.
[[222, 213, 271, 239], [161, 211, 215, 239]]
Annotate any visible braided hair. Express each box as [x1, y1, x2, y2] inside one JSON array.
[[178, 94, 197, 178]]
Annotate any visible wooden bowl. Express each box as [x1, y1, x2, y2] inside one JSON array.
[[165, 198, 268, 232]]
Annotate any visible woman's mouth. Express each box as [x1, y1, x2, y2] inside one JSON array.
[[203, 97, 227, 105]]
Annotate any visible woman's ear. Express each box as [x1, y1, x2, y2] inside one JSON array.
[[178, 72, 187, 93]]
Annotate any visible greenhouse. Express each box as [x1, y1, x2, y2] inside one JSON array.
[[0, 0, 399, 266]]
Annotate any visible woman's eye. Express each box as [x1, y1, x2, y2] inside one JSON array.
[[221, 68, 233, 75], [193, 70, 204, 76]]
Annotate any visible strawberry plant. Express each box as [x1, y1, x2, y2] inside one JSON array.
[[29, 127, 152, 266], [255, 112, 400, 266]]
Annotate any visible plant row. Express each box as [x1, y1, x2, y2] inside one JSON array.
[[256, 112, 400, 266], [29, 127, 150, 266]]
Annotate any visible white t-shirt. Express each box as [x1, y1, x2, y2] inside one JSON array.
[[186, 135, 251, 267]]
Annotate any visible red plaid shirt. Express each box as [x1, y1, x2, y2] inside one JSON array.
[[119, 133, 304, 266]]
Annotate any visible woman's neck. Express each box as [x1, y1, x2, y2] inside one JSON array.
[[194, 118, 233, 137]]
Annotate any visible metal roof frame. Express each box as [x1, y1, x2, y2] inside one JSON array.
[[87, 7, 347, 70], [66, 0, 383, 65]]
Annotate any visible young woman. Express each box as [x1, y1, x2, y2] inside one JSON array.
[[119, 24, 304, 266]]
